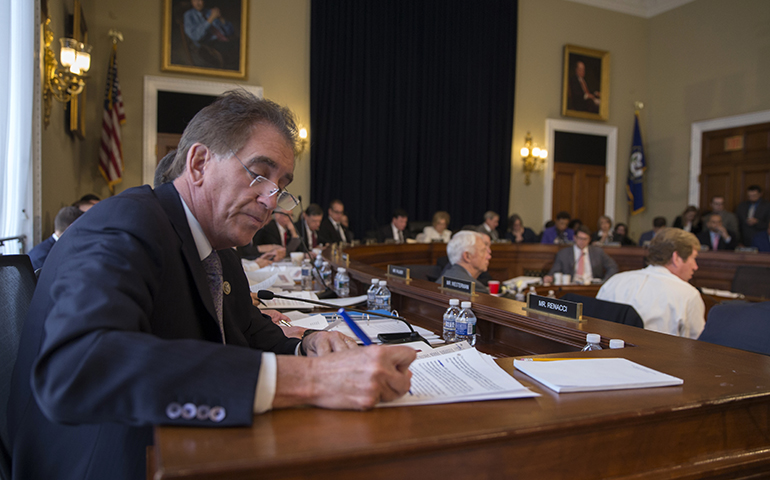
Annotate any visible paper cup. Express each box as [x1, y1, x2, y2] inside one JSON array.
[[553, 272, 563, 285], [563, 274, 572, 285], [290, 252, 304, 266], [488, 280, 500, 294]]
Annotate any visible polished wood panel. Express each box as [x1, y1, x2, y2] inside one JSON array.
[[152, 247, 770, 479]]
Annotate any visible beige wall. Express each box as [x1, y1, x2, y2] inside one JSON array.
[[39, 0, 310, 238], [38, 0, 770, 243]]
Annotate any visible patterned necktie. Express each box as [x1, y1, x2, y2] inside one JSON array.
[[576, 250, 585, 278], [201, 251, 225, 344], [312, 231, 318, 247], [398, 230, 404, 244], [337, 223, 346, 242], [283, 230, 289, 248], [712, 233, 719, 251]]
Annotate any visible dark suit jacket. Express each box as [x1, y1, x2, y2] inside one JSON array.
[[638, 230, 655, 245], [673, 216, 702, 235], [696, 229, 737, 251], [505, 228, 537, 243], [546, 245, 619, 281], [317, 217, 353, 245], [568, 75, 599, 113], [736, 199, 770, 247], [295, 219, 321, 251], [27, 235, 56, 270], [237, 219, 299, 259], [8, 184, 300, 480], [376, 223, 414, 243], [699, 301, 770, 356], [753, 231, 770, 252]]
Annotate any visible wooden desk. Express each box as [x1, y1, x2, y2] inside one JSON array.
[[151, 250, 770, 479]]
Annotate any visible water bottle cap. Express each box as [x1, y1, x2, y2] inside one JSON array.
[[337, 268, 346, 273], [379, 280, 387, 286], [548, 290, 555, 295], [586, 333, 601, 344], [371, 278, 379, 284], [461, 301, 472, 308], [449, 299, 460, 306], [609, 339, 625, 349]]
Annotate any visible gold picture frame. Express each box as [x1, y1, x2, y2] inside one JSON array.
[[161, 0, 247, 79], [561, 44, 610, 121], [67, 0, 87, 138]]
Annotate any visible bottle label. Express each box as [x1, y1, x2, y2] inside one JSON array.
[[455, 321, 468, 336]]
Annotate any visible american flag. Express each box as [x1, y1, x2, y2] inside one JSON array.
[[99, 43, 126, 193]]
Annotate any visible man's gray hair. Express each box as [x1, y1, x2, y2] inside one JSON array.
[[484, 211, 499, 221], [165, 89, 298, 182], [447, 231, 484, 264]]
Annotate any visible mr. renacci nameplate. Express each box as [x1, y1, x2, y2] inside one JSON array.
[[526, 293, 581, 321]]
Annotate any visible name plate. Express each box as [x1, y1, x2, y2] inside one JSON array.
[[341, 253, 350, 268], [441, 276, 475, 295], [387, 265, 411, 280], [526, 293, 582, 321]]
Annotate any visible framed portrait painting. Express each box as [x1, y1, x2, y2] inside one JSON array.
[[561, 45, 610, 121], [162, 0, 248, 79]]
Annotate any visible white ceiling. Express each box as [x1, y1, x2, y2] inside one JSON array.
[[564, 0, 697, 18]]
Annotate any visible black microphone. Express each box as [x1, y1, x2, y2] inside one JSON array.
[[257, 290, 427, 345]]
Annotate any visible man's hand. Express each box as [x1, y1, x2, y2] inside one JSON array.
[[747, 217, 758, 226], [255, 251, 276, 269], [274, 346, 416, 410], [302, 331, 358, 356], [543, 275, 553, 285], [257, 308, 307, 338]]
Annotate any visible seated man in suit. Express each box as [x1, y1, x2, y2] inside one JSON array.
[[736, 185, 770, 247], [8, 91, 415, 480], [540, 211, 574, 244], [28, 206, 83, 270], [318, 199, 353, 244], [238, 207, 298, 260], [638, 216, 666, 246], [436, 231, 491, 294], [543, 226, 619, 285], [699, 301, 770, 356], [295, 203, 324, 250], [597, 228, 705, 339], [377, 208, 413, 243], [704, 195, 741, 244], [697, 212, 737, 251], [753, 223, 770, 252], [476, 211, 500, 241]]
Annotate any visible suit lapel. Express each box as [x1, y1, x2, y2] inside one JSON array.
[[155, 184, 220, 326]]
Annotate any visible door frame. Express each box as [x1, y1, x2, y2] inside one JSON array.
[[142, 75, 263, 186], [689, 109, 770, 207], [544, 119, 617, 224]]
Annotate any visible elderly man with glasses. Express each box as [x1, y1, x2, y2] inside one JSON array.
[[8, 91, 416, 480]]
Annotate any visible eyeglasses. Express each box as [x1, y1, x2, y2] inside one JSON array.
[[230, 149, 298, 211]]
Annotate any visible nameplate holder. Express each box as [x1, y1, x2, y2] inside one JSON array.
[[735, 246, 758, 253], [524, 293, 583, 322], [342, 253, 350, 268], [440, 276, 476, 296], [387, 265, 411, 281]]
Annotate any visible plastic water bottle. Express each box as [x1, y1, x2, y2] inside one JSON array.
[[442, 299, 461, 343], [314, 251, 324, 270], [366, 278, 380, 309], [301, 258, 313, 290], [375, 280, 391, 310], [334, 267, 350, 297], [455, 301, 477, 346], [320, 261, 332, 286], [581, 333, 603, 351]]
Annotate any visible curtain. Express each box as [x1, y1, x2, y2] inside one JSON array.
[[310, 0, 517, 239], [0, 0, 34, 254]]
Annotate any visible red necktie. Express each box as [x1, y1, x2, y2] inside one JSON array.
[[576, 250, 585, 277], [712, 234, 719, 251], [283, 231, 289, 248], [312, 232, 318, 247]]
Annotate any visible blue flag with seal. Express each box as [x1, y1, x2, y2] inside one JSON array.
[[626, 112, 646, 215]]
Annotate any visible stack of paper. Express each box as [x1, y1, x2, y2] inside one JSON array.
[[381, 343, 538, 406], [513, 357, 684, 393]]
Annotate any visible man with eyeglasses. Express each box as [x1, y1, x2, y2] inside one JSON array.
[[8, 90, 416, 480], [318, 199, 353, 244]]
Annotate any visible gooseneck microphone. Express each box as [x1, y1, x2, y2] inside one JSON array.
[[256, 290, 415, 333]]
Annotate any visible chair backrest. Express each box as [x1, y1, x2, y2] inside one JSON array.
[[0, 255, 37, 478], [562, 293, 644, 328], [731, 266, 770, 299], [402, 264, 442, 282]]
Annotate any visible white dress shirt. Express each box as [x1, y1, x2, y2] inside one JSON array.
[[180, 198, 277, 414], [391, 223, 404, 243], [597, 265, 705, 339], [330, 218, 347, 242], [572, 245, 593, 284]]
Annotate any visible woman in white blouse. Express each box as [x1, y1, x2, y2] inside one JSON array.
[[419, 211, 452, 243]]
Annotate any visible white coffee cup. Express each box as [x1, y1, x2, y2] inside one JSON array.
[[553, 272, 563, 285], [563, 274, 572, 285], [290, 252, 304, 266]]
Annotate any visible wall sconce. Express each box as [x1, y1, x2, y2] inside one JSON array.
[[295, 127, 308, 155], [43, 17, 92, 127], [520, 131, 547, 185]]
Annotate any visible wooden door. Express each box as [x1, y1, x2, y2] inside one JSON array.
[[552, 163, 606, 232], [700, 122, 770, 210]]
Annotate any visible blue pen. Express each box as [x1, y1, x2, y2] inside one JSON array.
[[337, 308, 373, 345]]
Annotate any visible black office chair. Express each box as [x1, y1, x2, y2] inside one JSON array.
[[731, 266, 770, 298], [0, 255, 37, 479], [561, 293, 644, 328], [699, 301, 770, 356]]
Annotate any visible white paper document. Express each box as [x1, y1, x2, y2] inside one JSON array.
[[513, 357, 684, 393], [326, 318, 440, 345], [380, 346, 538, 407]]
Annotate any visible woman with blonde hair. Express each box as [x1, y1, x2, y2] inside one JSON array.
[[419, 211, 452, 243]]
